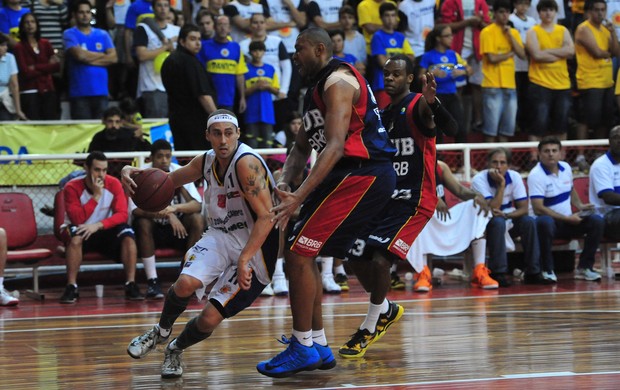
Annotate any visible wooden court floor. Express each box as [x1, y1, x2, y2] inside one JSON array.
[[2, 275, 620, 389]]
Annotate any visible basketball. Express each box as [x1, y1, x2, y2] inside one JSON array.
[[131, 168, 175, 212]]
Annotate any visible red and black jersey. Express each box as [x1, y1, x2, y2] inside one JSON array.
[[302, 59, 395, 164], [381, 92, 437, 218]]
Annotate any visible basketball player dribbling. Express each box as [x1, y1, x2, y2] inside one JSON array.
[[121, 109, 279, 378]]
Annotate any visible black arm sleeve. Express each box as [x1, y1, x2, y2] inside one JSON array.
[[431, 101, 458, 137]]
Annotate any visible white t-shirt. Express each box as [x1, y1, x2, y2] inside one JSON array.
[[589, 152, 620, 212], [399, 0, 436, 57], [509, 13, 536, 72], [135, 23, 180, 97], [527, 161, 573, 216]]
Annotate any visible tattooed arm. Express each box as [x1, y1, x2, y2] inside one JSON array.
[[235, 155, 277, 290]]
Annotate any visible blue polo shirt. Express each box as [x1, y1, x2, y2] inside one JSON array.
[[589, 151, 620, 210], [472, 169, 528, 211], [527, 161, 573, 216], [63, 27, 114, 98]]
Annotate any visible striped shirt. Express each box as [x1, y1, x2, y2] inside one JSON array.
[[30, 0, 68, 50]]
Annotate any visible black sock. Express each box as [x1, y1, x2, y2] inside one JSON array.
[[174, 317, 212, 350], [158, 287, 191, 330]]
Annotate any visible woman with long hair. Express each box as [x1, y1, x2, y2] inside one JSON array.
[[420, 24, 472, 143], [14, 12, 60, 119]]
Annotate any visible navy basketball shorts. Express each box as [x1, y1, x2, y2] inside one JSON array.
[[348, 201, 432, 262], [286, 161, 396, 259]]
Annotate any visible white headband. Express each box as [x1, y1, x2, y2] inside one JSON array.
[[207, 113, 238, 129]]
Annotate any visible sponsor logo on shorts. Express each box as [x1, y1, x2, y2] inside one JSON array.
[[297, 235, 322, 249], [394, 239, 410, 252], [369, 235, 390, 244]]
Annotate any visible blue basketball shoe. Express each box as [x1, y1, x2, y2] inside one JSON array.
[[313, 343, 336, 370], [256, 335, 322, 378]]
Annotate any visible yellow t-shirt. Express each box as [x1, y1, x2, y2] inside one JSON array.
[[615, 70, 620, 95], [575, 20, 613, 90], [480, 23, 523, 89], [357, 0, 397, 53], [528, 24, 570, 90]]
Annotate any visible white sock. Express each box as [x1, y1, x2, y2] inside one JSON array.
[[360, 298, 388, 332], [157, 324, 171, 337], [471, 239, 486, 267], [320, 257, 333, 277], [0, 276, 4, 290], [273, 258, 285, 278], [168, 338, 179, 350], [292, 329, 313, 347], [390, 264, 398, 274], [334, 264, 345, 275], [312, 329, 327, 346], [142, 256, 158, 280]]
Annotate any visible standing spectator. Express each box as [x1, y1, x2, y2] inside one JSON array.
[[198, 15, 247, 113], [223, 0, 269, 43], [330, 29, 365, 74], [307, 0, 342, 31], [574, 0, 619, 149], [14, 12, 59, 120], [509, 0, 536, 135], [109, 0, 131, 100], [0, 228, 19, 306], [369, 2, 414, 109], [528, 137, 605, 282], [525, 0, 573, 167], [526, 0, 566, 24], [131, 139, 204, 300], [0, 0, 30, 47], [479, 0, 526, 142], [339, 5, 366, 68], [60, 151, 143, 304], [244, 40, 278, 148], [472, 147, 551, 286], [239, 13, 291, 103], [63, 0, 116, 120], [399, 0, 436, 60], [134, 0, 180, 118], [420, 24, 471, 143], [124, 0, 153, 98], [589, 126, 620, 240], [440, 0, 489, 132], [195, 9, 214, 40], [161, 23, 216, 151], [0, 34, 26, 120], [30, 0, 69, 51], [357, 0, 396, 53]]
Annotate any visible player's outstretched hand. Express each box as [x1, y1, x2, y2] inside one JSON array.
[[120, 166, 142, 195], [237, 263, 253, 290], [271, 186, 302, 230], [421, 71, 437, 105]]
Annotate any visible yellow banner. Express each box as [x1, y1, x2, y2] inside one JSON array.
[[0, 122, 166, 185]]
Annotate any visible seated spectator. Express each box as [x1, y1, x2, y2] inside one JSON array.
[[131, 140, 204, 299], [134, 0, 180, 118], [243, 40, 278, 149], [14, 13, 60, 120], [407, 160, 493, 292], [0, 34, 26, 120], [118, 96, 144, 138], [60, 151, 143, 304], [338, 5, 366, 70], [0, 0, 30, 48], [330, 29, 365, 75], [0, 227, 19, 306], [472, 147, 552, 286], [479, 0, 526, 142], [528, 137, 605, 282], [64, 0, 117, 120], [589, 126, 620, 237], [420, 24, 471, 143]]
